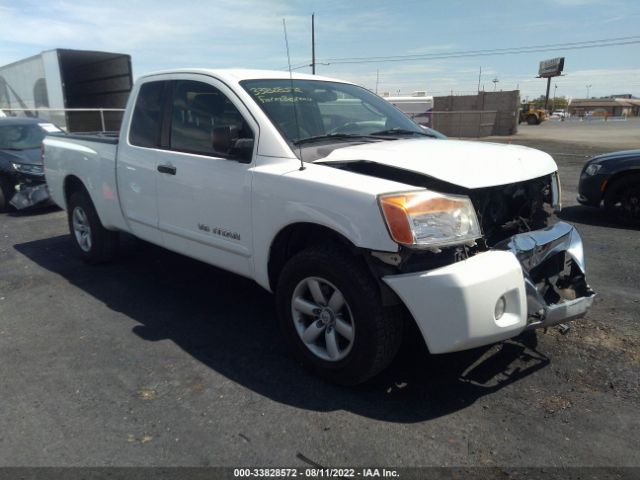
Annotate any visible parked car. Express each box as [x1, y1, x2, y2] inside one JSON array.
[[0, 117, 61, 212], [578, 149, 640, 226], [550, 110, 567, 119], [43, 69, 595, 385]]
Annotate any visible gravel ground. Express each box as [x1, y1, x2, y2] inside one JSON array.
[[0, 126, 638, 470]]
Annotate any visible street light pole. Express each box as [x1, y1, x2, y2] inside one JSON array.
[[586, 84, 592, 98]]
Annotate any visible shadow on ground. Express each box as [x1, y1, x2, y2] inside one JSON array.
[[559, 205, 638, 230], [15, 234, 549, 423], [7, 204, 61, 217]]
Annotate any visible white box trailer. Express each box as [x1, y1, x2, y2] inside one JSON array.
[[0, 49, 132, 132], [384, 95, 434, 127]]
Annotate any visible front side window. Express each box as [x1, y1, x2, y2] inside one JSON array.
[[170, 80, 253, 158], [129, 81, 166, 148]]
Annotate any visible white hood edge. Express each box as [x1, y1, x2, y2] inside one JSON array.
[[318, 138, 558, 189]]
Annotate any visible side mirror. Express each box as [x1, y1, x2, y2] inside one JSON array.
[[212, 125, 254, 163], [231, 138, 254, 164], [212, 125, 236, 154]]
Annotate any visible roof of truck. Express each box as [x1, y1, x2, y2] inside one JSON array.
[[138, 68, 352, 85]]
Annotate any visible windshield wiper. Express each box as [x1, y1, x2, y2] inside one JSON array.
[[293, 133, 382, 146], [369, 128, 435, 138]]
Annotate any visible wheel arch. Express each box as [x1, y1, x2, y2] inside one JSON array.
[[603, 168, 640, 197], [63, 174, 110, 227], [267, 221, 403, 310], [267, 222, 359, 292], [63, 174, 88, 207]]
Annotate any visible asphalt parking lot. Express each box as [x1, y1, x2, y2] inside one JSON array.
[[0, 121, 638, 469]]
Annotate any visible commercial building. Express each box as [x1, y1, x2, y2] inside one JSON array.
[[568, 98, 640, 117]]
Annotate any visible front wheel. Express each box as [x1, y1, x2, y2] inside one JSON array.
[[276, 246, 403, 385], [67, 190, 119, 263], [604, 175, 640, 227], [527, 115, 539, 125]]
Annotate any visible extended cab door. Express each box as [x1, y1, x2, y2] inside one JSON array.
[[155, 76, 257, 278], [117, 80, 171, 244]]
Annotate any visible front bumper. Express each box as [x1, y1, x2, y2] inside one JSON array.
[[383, 222, 595, 354], [4, 172, 51, 210], [577, 173, 607, 206], [9, 182, 52, 210]]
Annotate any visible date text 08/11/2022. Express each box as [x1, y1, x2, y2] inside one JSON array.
[[233, 468, 399, 478]]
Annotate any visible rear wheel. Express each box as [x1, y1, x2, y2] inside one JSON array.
[[527, 115, 539, 125], [604, 175, 640, 227], [276, 245, 403, 385], [67, 190, 119, 263]]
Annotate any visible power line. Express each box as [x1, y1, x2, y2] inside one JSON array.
[[325, 39, 640, 66], [290, 35, 640, 69], [325, 34, 640, 62]]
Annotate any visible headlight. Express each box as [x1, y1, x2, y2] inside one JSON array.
[[379, 190, 481, 248], [584, 164, 602, 176], [11, 163, 44, 175]]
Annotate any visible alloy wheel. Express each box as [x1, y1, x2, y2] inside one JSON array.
[[72, 206, 92, 252], [291, 276, 355, 362]]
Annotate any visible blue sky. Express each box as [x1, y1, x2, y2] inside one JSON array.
[[1, 0, 639, 99]]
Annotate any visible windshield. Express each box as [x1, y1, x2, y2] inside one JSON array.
[[0, 124, 48, 150], [241, 79, 426, 146]]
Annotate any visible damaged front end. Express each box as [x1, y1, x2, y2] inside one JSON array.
[[495, 222, 595, 329], [468, 172, 595, 327], [362, 169, 595, 349], [4, 164, 52, 210], [9, 182, 51, 210]]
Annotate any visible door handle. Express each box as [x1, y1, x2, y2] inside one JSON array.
[[157, 163, 177, 175]]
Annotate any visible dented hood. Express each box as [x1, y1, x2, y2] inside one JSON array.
[[319, 138, 557, 189]]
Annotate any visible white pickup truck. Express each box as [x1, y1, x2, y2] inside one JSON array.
[[44, 69, 595, 385]]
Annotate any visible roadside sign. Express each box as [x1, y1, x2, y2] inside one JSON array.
[[538, 57, 565, 78]]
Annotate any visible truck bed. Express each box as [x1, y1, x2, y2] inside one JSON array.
[[59, 131, 120, 144], [44, 132, 127, 232]]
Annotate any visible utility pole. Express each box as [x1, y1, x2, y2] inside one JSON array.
[[492, 77, 499, 91], [553, 83, 557, 111], [477, 66, 481, 93], [311, 13, 316, 74], [375, 69, 379, 94], [586, 84, 592, 98]]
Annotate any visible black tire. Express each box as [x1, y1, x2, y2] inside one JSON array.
[[604, 174, 640, 227], [276, 245, 403, 385], [67, 189, 119, 263], [527, 115, 539, 125], [0, 176, 14, 213]]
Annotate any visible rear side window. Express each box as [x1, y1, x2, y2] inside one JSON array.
[[129, 81, 166, 147]]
